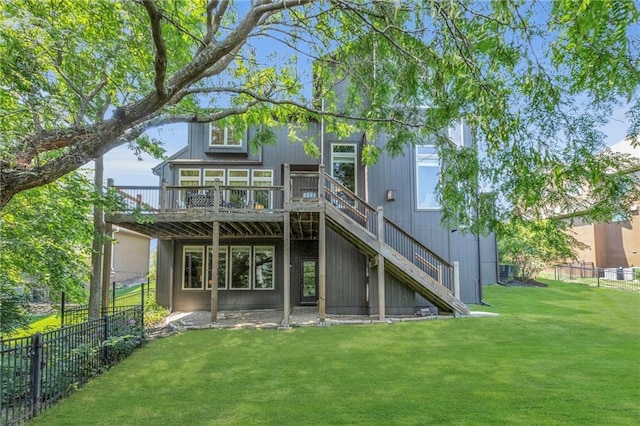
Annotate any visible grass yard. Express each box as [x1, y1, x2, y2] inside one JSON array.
[[31, 280, 640, 425], [8, 282, 156, 338]]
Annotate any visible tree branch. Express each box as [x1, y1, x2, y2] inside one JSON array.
[[142, 0, 168, 99], [177, 86, 431, 129]]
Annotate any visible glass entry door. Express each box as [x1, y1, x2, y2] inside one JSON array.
[[300, 259, 318, 305]]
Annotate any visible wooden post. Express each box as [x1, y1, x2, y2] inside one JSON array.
[[318, 164, 325, 201], [213, 179, 221, 213], [453, 261, 460, 318], [377, 206, 385, 320], [284, 163, 291, 204], [318, 210, 326, 323], [283, 211, 291, 327], [160, 179, 168, 212], [211, 221, 220, 322]]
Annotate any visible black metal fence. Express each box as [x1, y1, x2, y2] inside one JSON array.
[[61, 281, 155, 327], [555, 263, 640, 292], [0, 307, 144, 425]]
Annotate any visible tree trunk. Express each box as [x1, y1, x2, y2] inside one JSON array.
[[88, 157, 104, 319]]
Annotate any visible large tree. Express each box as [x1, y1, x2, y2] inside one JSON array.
[[1, 0, 639, 232]]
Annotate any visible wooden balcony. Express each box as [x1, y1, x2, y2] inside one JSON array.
[[105, 169, 323, 240]]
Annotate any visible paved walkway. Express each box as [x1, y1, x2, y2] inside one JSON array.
[[163, 306, 498, 332]]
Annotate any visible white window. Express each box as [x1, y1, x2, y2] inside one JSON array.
[[183, 246, 205, 290], [251, 170, 274, 209], [331, 144, 357, 193], [203, 169, 225, 187], [228, 169, 250, 208], [209, 123, 242, 147], [178, 169, 201, 187], [254, 246, 275, 290], [416, 145, 440, 209], [230, 246, 251, 289]]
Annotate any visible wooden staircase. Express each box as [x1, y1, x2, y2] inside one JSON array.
[[322, 174, 470, 316]]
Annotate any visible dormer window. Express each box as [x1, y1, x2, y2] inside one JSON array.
[[209, 123, 242, 147]]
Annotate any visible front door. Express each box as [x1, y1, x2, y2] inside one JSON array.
[[300, 259, 318, 305]]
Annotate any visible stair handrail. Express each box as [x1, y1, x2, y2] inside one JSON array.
[[323, 172, 453, 290], [323, 174, 379, 236]]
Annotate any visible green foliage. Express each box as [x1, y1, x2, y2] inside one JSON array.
[[0, 286, 29, 336], [498, 218, 586, 281], [1, 1, 639, 233], [30, 282, 640, 426], [0, 171, 95, 307]]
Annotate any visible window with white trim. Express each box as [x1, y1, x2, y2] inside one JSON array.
[[253, 246, 274, 289], [183, 246, 204, 289], [230, 246, 251, 289], [331, 144, 357, 193], [416, 145, 440, 209], [209, 123, 242, 147], [206, 246, 228, 289], [251, 170, 274, 209], [178, 169, 201, 187], [203, 169, 225, 187]]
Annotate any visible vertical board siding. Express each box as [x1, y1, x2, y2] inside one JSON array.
[[156, 239, 173, 308], [325, 228, 368, 314]]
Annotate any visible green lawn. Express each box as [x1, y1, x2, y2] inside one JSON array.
[[31, 281, 640, 425]]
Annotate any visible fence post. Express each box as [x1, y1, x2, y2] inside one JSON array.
[[112, 281, 116, 313], [60, 292, 66, 327], [101, 315, 109, 366], [30, 333, 43, 417], [597, 268, 600, 287], [141, 281, 145, 331]]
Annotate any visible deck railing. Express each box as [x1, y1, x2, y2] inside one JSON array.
[[109, 167, 453, 291], [321, 173, 453, 290], [109, 183, 285, 213], [323, 174, 379, 236]]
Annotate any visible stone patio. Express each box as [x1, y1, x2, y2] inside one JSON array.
[[162, 306, 498, 333]]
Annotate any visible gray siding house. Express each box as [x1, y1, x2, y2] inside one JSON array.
[[106, 120, 497, 323]]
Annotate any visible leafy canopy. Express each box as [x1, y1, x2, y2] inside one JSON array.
[[0, 0, 639, 233], [0, 171, 94, 306]]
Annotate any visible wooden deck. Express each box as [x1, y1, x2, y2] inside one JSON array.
[[105, 167, 469, 316]]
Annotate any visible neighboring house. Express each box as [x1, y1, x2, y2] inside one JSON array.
[[105, 117, 498, 323], [570, 137, 640, 268], [110, 227, 152, 285]]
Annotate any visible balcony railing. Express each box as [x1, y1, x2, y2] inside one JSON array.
[[108, 183, 286, 213]]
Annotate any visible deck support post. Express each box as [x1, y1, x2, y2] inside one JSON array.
[[318, 164, 326, 323], [377, 206, 385, 320], [318, 211, 327, 323], [453, 261, 461, 318], [282, 164, 291, 328], [283, 211, 291, 327], [211, 221, 220, 322]]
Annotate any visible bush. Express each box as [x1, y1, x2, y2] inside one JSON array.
[[0, 287, 30, 336]]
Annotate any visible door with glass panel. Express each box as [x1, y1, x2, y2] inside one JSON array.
[[300, 259, 318, 305]]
